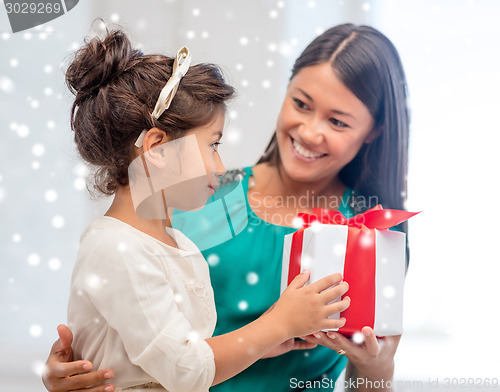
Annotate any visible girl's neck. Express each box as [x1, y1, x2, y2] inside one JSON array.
[[105, 186, 178, 248]]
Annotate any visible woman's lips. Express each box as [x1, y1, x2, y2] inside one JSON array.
[[290, 136, 327, 161]]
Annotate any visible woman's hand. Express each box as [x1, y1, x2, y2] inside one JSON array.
[[42, 324, 115, 392], [302, 327, 400, 391]]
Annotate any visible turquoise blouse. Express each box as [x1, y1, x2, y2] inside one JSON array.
[[173, 167, 355, 391]]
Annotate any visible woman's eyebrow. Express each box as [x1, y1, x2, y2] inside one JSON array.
[[297, 88, 354, 118]]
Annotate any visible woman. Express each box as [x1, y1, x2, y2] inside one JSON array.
[[43, 23, 409, 392]]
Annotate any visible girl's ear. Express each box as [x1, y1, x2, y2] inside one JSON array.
[[364, 126, 383, 144], [142, 128, 169, 152], [142, 128, 170, 169]]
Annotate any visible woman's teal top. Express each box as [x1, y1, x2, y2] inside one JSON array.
[[173, 166, 358, 391]]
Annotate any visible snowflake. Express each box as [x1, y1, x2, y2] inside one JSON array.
[[45, 189, 58, 202], [24, 32, 32, 40], [29, 324, 42, 337], [52, 215, 65, 229], [238, 300, 248, 311], [32, 360, 45, 376], [206, 254, 220, 267], [47, 120, 55, 129], [110, 13, 120, 22], [28, 253, 41, 267], [269, 9, 278, 18], [0, 76, 15, 93], [174, 293, 183, 303], [362, 2, 370, 11], [10, 58, 18, 67], [86, 273, 102, 290], [383, 285, 396, 299], [301, 254, 313, 270], [186, 30, 195, 39], [44, 87, 53, 96], [12, 233, 21, 243], [352, 331, 365, 344], [332, 243, 345, 256], [44, 65, 53, 73], [48, 258, 61, 271], [239, 37, 249, 46], [32, 144, 45, 157], [192, 8, 200, 16], [188, 331, 200, 343], [262, 80, 271, 89], [246, 272, 259, 285], [292, 216, 304, 228], [73, 178, 86, 191], [201, 31, 209, 39], [117, 242, 127, 252]]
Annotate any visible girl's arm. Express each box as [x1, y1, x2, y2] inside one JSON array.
[[207, 271, 350, 385]]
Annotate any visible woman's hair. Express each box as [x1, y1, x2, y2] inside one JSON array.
[[258, 23, 410, 237], [66, 28, 235, 196]]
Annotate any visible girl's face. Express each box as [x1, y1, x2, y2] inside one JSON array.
[[187, 111, 226, 197], [276, 62, 376, 187]]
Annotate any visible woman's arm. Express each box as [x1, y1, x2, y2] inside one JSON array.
[[42, 325, 115, 392], [207, 271, 350, 385], [302, 327, 400, 391]]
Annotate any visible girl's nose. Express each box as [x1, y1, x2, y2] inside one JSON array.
[[215, 152, 226, 178]]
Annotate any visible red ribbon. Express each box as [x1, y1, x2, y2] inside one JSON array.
[[287, 205, 418, 336]]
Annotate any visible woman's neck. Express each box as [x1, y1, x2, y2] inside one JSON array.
[[105, 187, 178, 248], [252, 162, 345, 200]]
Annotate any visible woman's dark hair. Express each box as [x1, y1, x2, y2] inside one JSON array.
[[66, 28, 235, 195], [257, 23, 410, 252]]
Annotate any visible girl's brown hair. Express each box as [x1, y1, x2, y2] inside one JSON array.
[[66, 28, 235, 195]]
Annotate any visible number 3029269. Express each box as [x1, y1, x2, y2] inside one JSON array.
[[5, 2, 62, 14]]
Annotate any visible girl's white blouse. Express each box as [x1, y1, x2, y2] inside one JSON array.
[[68, 216, 217, 392]]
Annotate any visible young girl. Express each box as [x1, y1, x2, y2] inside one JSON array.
[[62, 29, 350, 392]]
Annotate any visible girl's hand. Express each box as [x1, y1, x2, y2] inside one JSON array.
[[42, 324, 115, 392], [271, 271, 350, 339], [261, 338, 317, 359], [302, 327, 400, 389]]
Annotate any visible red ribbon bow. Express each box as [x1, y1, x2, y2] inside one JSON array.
[[288, 205, 419, 336]]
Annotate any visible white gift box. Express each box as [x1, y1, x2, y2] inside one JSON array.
[[281, 222, 407, 337]]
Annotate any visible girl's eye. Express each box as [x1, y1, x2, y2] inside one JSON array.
[[329, 117, 348, 128], [211, 142, 221, 152], [293, 97, 309, 110]]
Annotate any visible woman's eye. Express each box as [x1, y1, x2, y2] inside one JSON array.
[[211, 142, 221, 152], [330, 117, 348, 128], [293, 97, 309, 110]]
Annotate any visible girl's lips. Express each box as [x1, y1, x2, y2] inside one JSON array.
[[290, 136, 327, 162]]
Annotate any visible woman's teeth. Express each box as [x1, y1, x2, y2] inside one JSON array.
[[292, 138, 325, 159]]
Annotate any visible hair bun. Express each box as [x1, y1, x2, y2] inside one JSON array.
[[66, 29, 139, 102]]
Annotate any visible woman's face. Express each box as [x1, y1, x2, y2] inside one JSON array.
[[276, 62, 376, 187]]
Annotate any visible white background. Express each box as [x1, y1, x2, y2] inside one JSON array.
[[1, 0, 499, 390]]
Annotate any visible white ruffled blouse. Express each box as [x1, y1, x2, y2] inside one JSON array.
[[68, 216, 217, 392]]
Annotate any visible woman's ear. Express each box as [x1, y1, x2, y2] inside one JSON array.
[[364, 126, 383, 144]]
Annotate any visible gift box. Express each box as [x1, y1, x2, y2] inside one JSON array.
[[280, 206, 418, 337]]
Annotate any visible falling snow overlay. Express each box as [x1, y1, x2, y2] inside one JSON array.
[[1, 0, 499, 389]]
